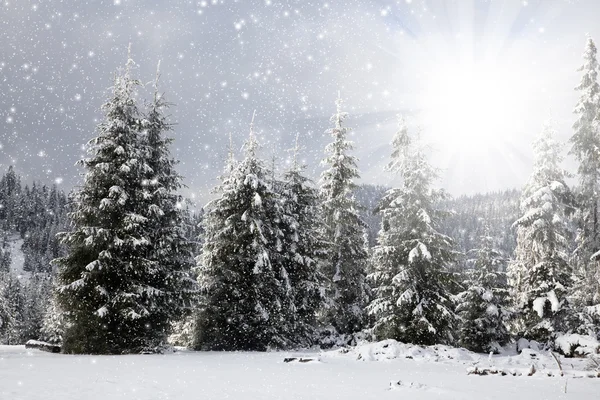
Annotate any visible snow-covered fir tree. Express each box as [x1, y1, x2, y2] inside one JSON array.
[[455, 224, 509, 353], [570, 36, 600, 307], [20, 274, 52, 342], [0, 166, 22, 231], [278, 134, 326, 345], [318, 95, 370, 336], [138, 62, 197, 344], [0, 273, 25, 344], [0, 274, 16, 343], [40, 283, 67, 345], [54, 50, 193, 354], [196, 114, 296, 350], [367, 116, 456, 345], [509, 122, 577, 344], [0, 238, 10, 274]]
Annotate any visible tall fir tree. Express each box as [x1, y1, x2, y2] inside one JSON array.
[[367, 116, 456, 345], [0, 275, 12, 343], [0, 273, 25, 344], [509, 122, 577, 344], [54, 50, 191, 354], [278, 134, 326, 345], [570, 36, 600, 306], [455, 225, 509, 353], [139, 62, 197, 342], [196, 113, 295, 350], [318, 94, 370, 336]]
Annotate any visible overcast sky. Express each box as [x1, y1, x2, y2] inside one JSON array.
[[0, 0, 597, 204]]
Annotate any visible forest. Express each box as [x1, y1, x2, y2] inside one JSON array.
[[0, 38, 599, 358]]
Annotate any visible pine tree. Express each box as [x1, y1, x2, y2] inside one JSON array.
[[455, 225, 509, 353], [0, 273, 25, 344], [571, 36, 600, 306], [138, 62, 197, 347], [0, 166, 22, 230], [0, 237, 10, 274], [196, 114, 294, 350], [54, 50, 189, 354], [278, 134, 326, 345], [40, 283, 67, 345], [20, 274, 52, 342], [318, 94, 370, 336], [509, 122, 577, 344], [367, 117, 456, 345], [0, 274, 15, 343]]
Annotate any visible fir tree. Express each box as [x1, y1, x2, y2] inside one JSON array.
[[0, 274, 25, 344], [40, 282, 67, 345], [138, 62, 197, 346], [0, 274, 15, 343], [0, 166, 22, 230], [279, 134, 326, 345], [196, 113, 294, 350], [570, 36, 600, 306], [0, 238, 10, 274], [509, 122, 577, 343], [318, 94, 370, 335], [169, 313, 198, 347], [455, 225, 509, 353], [367, 117, 456, 345], [55, 50, 189, 354], [20, 274, 52, 342]]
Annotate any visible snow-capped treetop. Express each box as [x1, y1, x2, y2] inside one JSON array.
[[244, 110, 259, 158], [319, 94, 359, 202], [386, 115, 411, 174], [573, 36, 600, 131]]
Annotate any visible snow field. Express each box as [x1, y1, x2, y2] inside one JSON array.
[[1, 342, 599, 400]]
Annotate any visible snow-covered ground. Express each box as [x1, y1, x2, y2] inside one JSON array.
[[1, 341, 599, 400]]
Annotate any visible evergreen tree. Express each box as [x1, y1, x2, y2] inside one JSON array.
[[509, 122, 577, 343], [0, 237, 10, 274], [196, 114, 294, 350], [139, 62, 197, 345], [55, 50, 189, 354], [40, 283, 67, 345], [570, 36, 600, 306], [0, 166, 22, 230], [0, 274, 25, 344], [455, 225, 509, 353], [367, 117, 456, 345], [169, 313, 197, 347], [20, 274, 52, 341], [279, 134, 326, 345], [318, 94, 370, 335], [0, 274, 15, 343]]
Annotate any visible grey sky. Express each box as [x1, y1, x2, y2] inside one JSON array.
[[0, 0, 596, 205]]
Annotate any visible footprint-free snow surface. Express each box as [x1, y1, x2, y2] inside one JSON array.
[[1, 341, 599, 399]]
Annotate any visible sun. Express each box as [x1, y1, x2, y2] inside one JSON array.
[[420, 61, 523, 153]]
